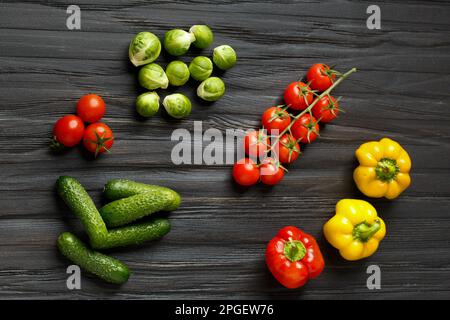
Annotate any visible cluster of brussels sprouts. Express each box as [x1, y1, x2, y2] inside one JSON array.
[[128, 25, 237, 119]]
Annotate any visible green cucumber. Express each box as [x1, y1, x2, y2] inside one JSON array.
[[57, 176, 172, 250], [103, 179, 181, 211], [93, 218, 171, 249], [100, 191, 177, 227], [57, 232, 130, 285], [56, 176, 108, 247]]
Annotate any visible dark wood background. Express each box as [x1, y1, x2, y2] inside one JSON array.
[[1, 0, 449, 299]]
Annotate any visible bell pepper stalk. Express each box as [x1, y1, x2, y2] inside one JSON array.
[[265, 226, 325, 289], [353, 137, 411, 199], [323, 199, 386, 261]]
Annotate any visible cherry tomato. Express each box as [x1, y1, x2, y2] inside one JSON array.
[[83, 122, 114, 156], [261, 106, 291, 134], [312, 95, 339, 123], [233, 158, 260, 186], [277, 134, 300, 164], [52, 115, 85, 147], [306, 63, 335, 92], [284, 81, 313, 111], [76, 94, 106, 123], [244, 130, 270, 158], [260, 157, 284, 186], [291, 114, 319, 144]]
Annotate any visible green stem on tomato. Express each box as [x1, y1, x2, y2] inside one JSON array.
[[269, 67, 357, 150]]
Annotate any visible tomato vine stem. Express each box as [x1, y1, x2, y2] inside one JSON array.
[[270, 67, 357, 150]]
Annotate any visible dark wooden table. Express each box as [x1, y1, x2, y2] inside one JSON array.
[[1, 0, 449, 299]]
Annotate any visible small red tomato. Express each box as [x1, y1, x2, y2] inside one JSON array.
[[76, 94, 106, 123], [291, 114, 319, 144], [261, 106, 291, 134], [83, 122, 114, 157], [244, 130, 270, 158], [260, 157, 284, 186], [284, 81, 313, 111], [312, 95, 339, 123], [52, 115, 85, 147], [306, 63, 336, 92], [277, 134, 300, 164], [265, 226, 325, 289], [232, 158, 260, 186]]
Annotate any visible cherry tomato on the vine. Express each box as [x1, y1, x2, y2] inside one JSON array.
[[284, 81, 313, 111], [76, 94, 106, 123], [244, 130, 270, 158], [233, 158, 260, 186], [261, 106, 291, 134], [52, 115, 85, 147], [278, 134, 301, 164], [306, 63, 336, 92], [260, 157, 284, 186], [83, 122, 114, 157], [291, 114, 320, 144], [312, 95, 339, 123]]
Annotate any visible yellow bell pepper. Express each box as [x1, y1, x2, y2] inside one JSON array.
[[353, 138, 411, 199], [323, 199, 386, 261]]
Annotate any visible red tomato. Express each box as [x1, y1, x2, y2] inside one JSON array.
[[260, 157, 284, 186], [52, 115, 85, 147], [76, 94, 106, 123], [306, 63, 336, 92], [284, 81, 313, 111], [83, 122, 114, 156], [312, 95, 339, 123], [277, 134, 300, 164], [261, 106, 291, 134], [244, 130, 270, 158], [291, 114, 319, 144], [232, 158, 260, 186]]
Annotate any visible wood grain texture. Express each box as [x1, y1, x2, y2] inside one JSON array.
[[0, 0, 450, 299]]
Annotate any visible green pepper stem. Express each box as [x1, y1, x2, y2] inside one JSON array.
[[375, 158, 399, 182], [284, 240, 306, 262], [353, 219, 381, 242], [270, 67, 357, 148]]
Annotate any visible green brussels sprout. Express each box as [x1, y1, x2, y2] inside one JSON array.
[[189, 25, 214, 49], [135, 92, 160, 117], [189, 56, 213, 81], [128, 32, 161, 67], [163, 93, 192, 119], [197, 77, 225, 102], [166, 61, 190, 86], [138, 63, 169, 90], [164, 29, 196, 56], [213, 45, 237, 70]]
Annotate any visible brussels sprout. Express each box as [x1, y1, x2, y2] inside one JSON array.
[[163, 93, 192, 119], [128, 32, 161, 67], [166, 61, 190, 86], [213, 45, 237, 70], [135, 92, 160, 117], [189, 56, 213, 81], [138, 63, 169, 90], [197, 77, 225, 101], [189, 25, 214, 49], [164, 29, 196, 56]]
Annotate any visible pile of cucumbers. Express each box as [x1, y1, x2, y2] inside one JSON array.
[[56, 176, 181, 284]]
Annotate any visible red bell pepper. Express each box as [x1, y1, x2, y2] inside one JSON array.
[[265, 226, 325, 289]]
